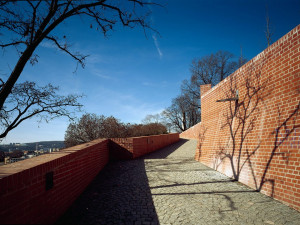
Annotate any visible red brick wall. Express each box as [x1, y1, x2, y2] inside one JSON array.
[[0, 133, 180, 224], [132, 133, 180, 158], [111, 133, 180, 159], [0, 139, 109, 224], [180, 122, 202, 139], [191, 25, 300, 211], [109, 137, 135, 160], [200, 84, 211, 96]]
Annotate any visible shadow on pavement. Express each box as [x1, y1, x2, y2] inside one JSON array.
[[143, 138, 189, 159], [55, 139, 192, 224], [55, 139, 300, 224], [55, 159, 159, 225]]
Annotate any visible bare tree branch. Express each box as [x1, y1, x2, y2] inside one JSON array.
[[0, 81, 83, 140], [45, 35, 88, 68], [265, 5, 273, 47], [0, 0, 160, 111]]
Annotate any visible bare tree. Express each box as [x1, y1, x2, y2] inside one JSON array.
[[0, 81, 82, 140], [128, 123, 167, 137], [163, 93, 200, 132], [239, 46, 246, 68], [180, 51, 246, 117], [64, 113, 128, 147], [142, 113, 172, 133], [265, 5, 273, 47], [164, 51, 243, 131], [101, 116, 130, 138], [0, 0, 160, 111], [142, 113, 162, 124], [189, 51, 244, 89], [180, 79, 200, 109], [65, 113, 168, 147]]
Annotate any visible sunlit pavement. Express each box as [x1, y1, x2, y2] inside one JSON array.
[[56, 139, 300, 225]]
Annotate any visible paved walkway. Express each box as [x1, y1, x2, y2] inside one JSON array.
[[56, 139, 300, 225]]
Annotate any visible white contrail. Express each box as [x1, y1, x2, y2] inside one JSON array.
[[152, 34, 163, 58]]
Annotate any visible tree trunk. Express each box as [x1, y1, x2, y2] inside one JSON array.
[[0, 45, 36, 110]]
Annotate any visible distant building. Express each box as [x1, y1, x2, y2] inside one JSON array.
[[9, 157, 25, 163]]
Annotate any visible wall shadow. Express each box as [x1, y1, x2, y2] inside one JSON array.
[[55, 158, 159, 225], [141, 151, 278, 223], [143, 138, 189, 159], [55, 137, 188, 224], [109, 140, 133, 160]]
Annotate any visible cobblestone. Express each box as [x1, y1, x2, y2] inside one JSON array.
[[56, 139, 300, 225]]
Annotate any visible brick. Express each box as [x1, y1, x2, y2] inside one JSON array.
[[185, 25, 300, 212], [0, 138, 110, 224]]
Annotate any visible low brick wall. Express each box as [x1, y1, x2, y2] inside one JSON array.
[[111, 133, 180, 159], [0, 133, 179, 224], [0, 139, 109, 224]]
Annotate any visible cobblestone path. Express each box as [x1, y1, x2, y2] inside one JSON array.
[[56, 139, 300, 225]]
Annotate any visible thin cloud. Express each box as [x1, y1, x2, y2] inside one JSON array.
[[40, 40, 56, 49], [142, 82, 153, 87], [120, 103, 164, 124], [142, 81, 168, 88], [90, 68, 114, 80], [152, 34, 163, 58], [93, 71, 112, 80], [92, 87, 164, 124], [86, 54, 108, 64]]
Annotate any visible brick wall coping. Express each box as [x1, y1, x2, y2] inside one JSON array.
[[129, 133, 179, 139], [0, 138, 106, 180], [201, 24, 300, 99], [0, 134, 179, 179]]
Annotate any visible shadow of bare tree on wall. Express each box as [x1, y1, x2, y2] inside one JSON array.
[[212, 58, 300, 196], [215, 61, 270, 181], [196, 125, 208, 160], [258, 101, 299, 194]]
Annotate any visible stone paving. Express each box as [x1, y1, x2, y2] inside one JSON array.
[[55, 139, 300, 225]]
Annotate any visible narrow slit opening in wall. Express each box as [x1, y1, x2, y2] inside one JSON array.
[[45, 171, 54, 190]]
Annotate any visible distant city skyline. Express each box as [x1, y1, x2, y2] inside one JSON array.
[[1, 0, 299, 144]]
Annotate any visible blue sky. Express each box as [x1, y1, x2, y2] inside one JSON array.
[[1, 0, 299, 144]]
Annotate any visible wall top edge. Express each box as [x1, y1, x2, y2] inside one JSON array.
[[201, 24, 300, 99], [0, 138, 109, 179]]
